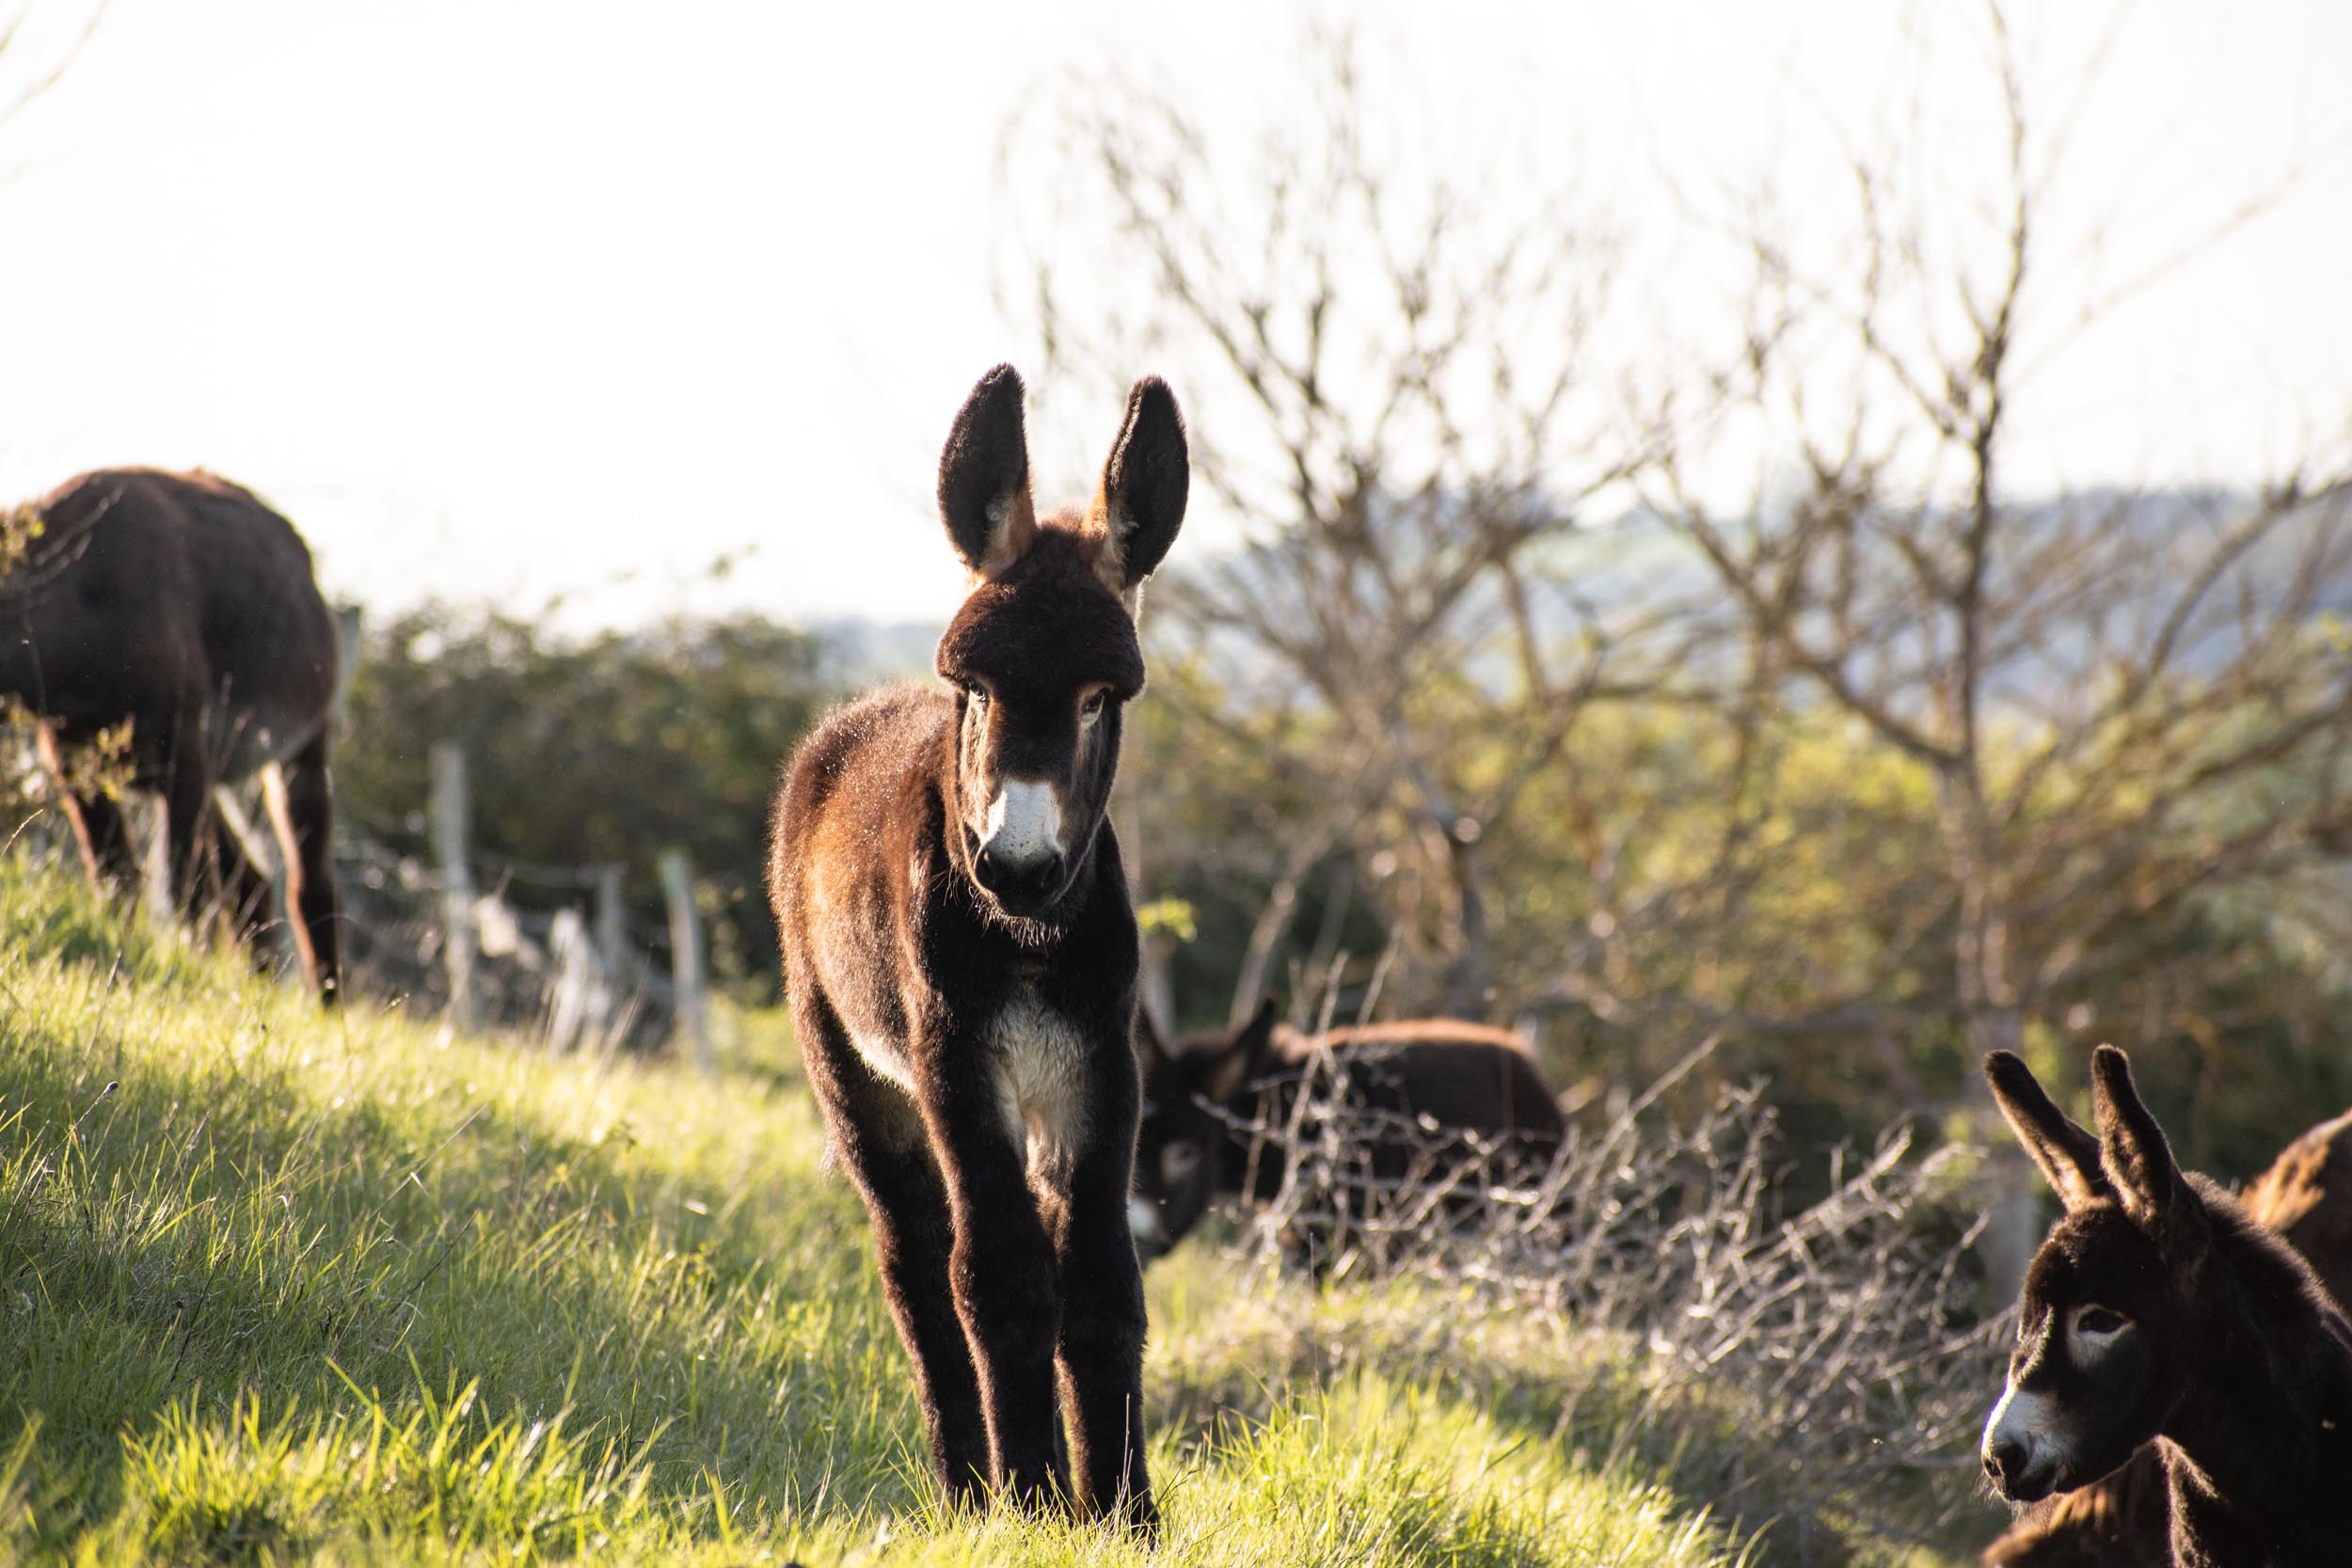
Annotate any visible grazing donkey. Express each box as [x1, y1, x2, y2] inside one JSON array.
[[1983, 1105, 2352, 1568], [769, 365, 1184, 1526], [0, 468, 343, 999], [1130, 998, 1567, 1261], [1980, 1047, 2352, 1567]]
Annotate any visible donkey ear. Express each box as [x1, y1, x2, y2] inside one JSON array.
[[938, 364, 1037, 579], [1203, 998, 1279, 1103], [1133, 1003, 1168, 1079], [1090, 375, 1188, 594], [2090, 1045, 2206, 1253], [1984, 1051, 2107, 1212]]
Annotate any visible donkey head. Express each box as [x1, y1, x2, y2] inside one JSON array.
[[1980, 1045, 2212, 1504], [933, 365, 1187, 924], [1131, 997, 1280, 1259]]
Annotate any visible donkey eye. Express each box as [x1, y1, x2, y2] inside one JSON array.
[[2074, 1306, 2129, 1337], [1078, 690, 1106, 725], [966, 686, 991, 711]]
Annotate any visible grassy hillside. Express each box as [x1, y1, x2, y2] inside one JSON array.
[[0, 860, 1951, 1565]]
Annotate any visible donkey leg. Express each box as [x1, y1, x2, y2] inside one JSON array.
[[796, 996, 990, 1504], [34, 727, 136, 895], [921, 1068, 1068, 1510], [1041, 1067, 1156, 1527], [55, 790, 137, 895], [853, 1133, 996, 1508], [264, 731, 342, 1003], [208, 810, 278, 959], [161, 736, 225, 927]]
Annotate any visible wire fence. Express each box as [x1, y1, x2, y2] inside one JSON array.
[[0, 736, 701, 1058], [329, 827, 672, 1054]]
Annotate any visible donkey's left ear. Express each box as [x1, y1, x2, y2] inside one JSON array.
[[1091, 376, 1188, 594], [1985, 1050, 2106, 1212], [2090, 1045, 2207, 1255], [1134, 1003, 1169, 1079]]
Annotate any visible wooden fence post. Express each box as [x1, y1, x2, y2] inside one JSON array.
[[546, 907, 592, 1053], [593, 863, 627, 978], [589, 863, 628, 1047], [430, 742, 477, 1033], [659, 847, 712, 1077]]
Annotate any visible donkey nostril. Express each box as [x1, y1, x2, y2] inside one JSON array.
[[1982, 1437, 2024, 1490]]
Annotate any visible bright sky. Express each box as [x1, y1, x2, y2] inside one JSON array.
[[0, 1, 2344, 631]]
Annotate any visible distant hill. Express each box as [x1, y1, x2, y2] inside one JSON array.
[[812, 617, 944, 685]]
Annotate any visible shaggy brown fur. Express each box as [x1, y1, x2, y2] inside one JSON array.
[[2246, 1110, 2352, 1303], [0, 467, 342, 998], [1982, 1107, 2352, 1567], [768, 366, 1184, 1528], [1131, 998, 1568, 1260], [1981, 1049, 2352, 1567]]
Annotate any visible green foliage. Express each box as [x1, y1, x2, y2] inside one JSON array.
[[1130, 650, 2352, 1180], [336, 605, 830, 995], [0, 857, 1820, 1566]]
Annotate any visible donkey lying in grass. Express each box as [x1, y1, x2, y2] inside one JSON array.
[[1130, 998, 1567, 1261], [1981, 1047, 2352, 1567], [1983, 1106, 2352, 1568], [1, 467, 343, 999], [770, 366, 1184, 1527]]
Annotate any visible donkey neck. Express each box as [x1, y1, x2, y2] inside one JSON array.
[[2159, 1237, 2352, 1543]]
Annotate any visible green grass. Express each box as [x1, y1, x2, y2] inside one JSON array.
[[0, 857, 1884, 1565]]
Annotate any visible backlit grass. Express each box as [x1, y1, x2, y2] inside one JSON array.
[[0, 857, 1834, 1564]]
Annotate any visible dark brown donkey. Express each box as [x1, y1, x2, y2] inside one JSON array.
[[1130, 998, 1567, 1261], [1, 468, 342, 998], [1983, 1106, 2352, 1568], [1980, 1048, 2352, 1568], [769, 366, 1184, 1526]]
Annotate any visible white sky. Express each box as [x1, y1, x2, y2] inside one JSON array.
[[0, 0, 2344, 631]]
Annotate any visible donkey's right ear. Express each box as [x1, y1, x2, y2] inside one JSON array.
[[2090, 1044, 2205, 1256], [938, 364, 1037, 580], [1203, 998, 1280, 1103], [1984, 1051, 2107, 1212]]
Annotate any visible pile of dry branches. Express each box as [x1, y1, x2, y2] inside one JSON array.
[[1213, 1038, 2009, 1548]]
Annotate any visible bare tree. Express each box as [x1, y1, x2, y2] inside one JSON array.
[[1650, 4, 2352, 1050], [0, 2, 108, 153], [998, 14, 2352, 1243], [1631, 4, 2352, 1277], [999, 31, 1698, 1017]]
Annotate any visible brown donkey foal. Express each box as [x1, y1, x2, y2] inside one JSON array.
[[1, 468, 343, 998], [769, 366, 1184, 1527], [1980, 1047, 2352, 1567]]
